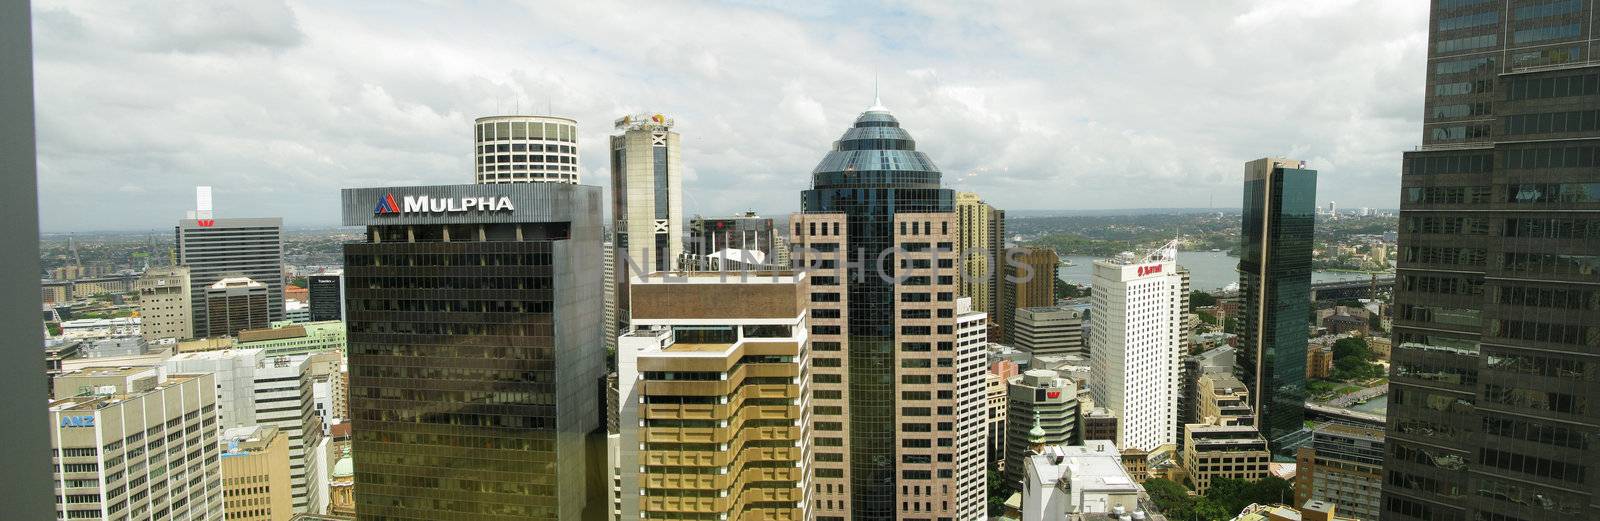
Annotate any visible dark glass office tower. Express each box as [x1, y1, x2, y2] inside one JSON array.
[[1236, 157, 1315, 456], [307, 273, 343, 321], [1383, 3, 1599, 521], [801, 102, 954, 519], [340, 183, 604, 521]]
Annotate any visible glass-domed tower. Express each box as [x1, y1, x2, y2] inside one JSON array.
[[801, 99, 954, 518]]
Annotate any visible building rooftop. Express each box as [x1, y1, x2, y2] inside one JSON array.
[[1028, 440, 1141, 494], [49, 373, 207, 412], [221, 425, 280, 456]]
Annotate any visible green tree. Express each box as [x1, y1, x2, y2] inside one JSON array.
[[987, 469, 1006, 516], [1189, 291, 1218, 310]]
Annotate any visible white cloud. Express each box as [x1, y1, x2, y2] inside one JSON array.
[[32, 0, 1427, 231]]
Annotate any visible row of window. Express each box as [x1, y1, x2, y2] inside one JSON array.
[[1503, 145, 1600, 170], [1508, 182, 1600, 203], [1433, 79, 1493, 97], [1481, 416, 1590, 450], [1429, 124, 1491, 141], [1497, 285, 1597, 309], [1403, 246, 1485, 267], [1483, 384, 1587, 414], [1402, 153, 1491, 175], [475, 121, 575, 142], [1505, 72, 1599, 100], [1516, 0, 1585, 20], [1486, 350, 1595, 381], [1488, 319, 1598, 346], [1437, 10, 1496, 31], [1406, 216, 1487, 235], [1504, 109, 1600, 135], [1501, 252, 1600, 278], [1404, 186, 1491, 204], [1513, 23, 1581, 45], [1436, 33, 1496, 53], [1430, 101, 1491, 119], [1435, 56, 1494, 75], [1504, 217, 1600, 239], [479, 154, 575, 165]]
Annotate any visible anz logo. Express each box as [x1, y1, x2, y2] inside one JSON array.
[[59, 415, 95, 428]]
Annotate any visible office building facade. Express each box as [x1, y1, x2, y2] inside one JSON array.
[[137, 265, 193, 341], [999, 246, 1059, 345], [685, 211, 777, 268], [610, 113, 683, 350], [176, 193, 285, 329], [616, 271, 809, 521], [954, 297, 990, 520], [1013, 306, 1086, 357], [221, 425, 294, 521], [1383, 3, 1600, 521], [49, 369, 222, 521], [1296, 423, 1383, 521], [473, 115, 580, 184], [796, 98, 973, 519], [1089, 251, 1187, 452], [955, 192, 1002, 314], [306, 272, 343, 322], [342, 182, 604, 520], [204, 277, 271, 337], [1004, 369, 1080, 490], [1237, 157, 1316, 454]]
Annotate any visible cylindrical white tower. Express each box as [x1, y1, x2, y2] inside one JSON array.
[[474, 115, 580, 184]]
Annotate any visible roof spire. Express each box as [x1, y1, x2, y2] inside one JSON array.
[[869, 72, 886, 112]]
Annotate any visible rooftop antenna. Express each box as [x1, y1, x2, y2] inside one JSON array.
[[869, 72, 886, 111]]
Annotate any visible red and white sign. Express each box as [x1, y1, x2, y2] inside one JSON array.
[[1046, 390, 1061, 399], [1137, 264, 1163, 276]]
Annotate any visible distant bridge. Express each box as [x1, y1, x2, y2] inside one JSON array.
[[1303, 401, 1385, 427], [1310, 275, 1394, 301]]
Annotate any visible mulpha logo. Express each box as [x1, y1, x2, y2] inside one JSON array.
[[374, 193, 401, 215]]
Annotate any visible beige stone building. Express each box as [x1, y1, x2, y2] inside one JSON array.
[[955, 192, 1002, 314], [221, 425, 293, 521], [136, 266, 192, 341], [617, 271, 808, 521], [1182, 373, 1269, 494]]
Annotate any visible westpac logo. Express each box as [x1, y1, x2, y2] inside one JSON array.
[[1137, 263, 1163, 277], [374, 193, 515, 215]]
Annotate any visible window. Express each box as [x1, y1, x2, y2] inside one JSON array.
[[1506, 183, 1600, 203], [1435, 34, 1496, 53], [1514, 0, 1584, 20], [1434, 56, 1494, 75], [1504, 110, 1600, 135], [1502, 145, 1600, 169], [1513, 23, 1581, 44], [1438, 10, 1497, 30]]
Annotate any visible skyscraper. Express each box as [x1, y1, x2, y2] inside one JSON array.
[[341, 183, 605, 520], [137, 265, 193, 342], [306, 272, 343, 322], [177, 187, 285, 329], [1384, 3, 1600, 521], [1004, 369, 1079, 491], [955, 192, 1000, 313], [1236, 157, 1316, 454], [1089, 248, 1187, 452], [998, 246, 1059, 345], [610, 113, 682, 351], [473, 115, 580, 184], [796, 98, 975, 519]]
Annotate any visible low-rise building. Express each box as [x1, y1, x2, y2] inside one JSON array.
[[1182, 424, 1271, 494], [1021, 440, 1163, 521], [236, 320, 347, 356], [1014, 306, 1086, 357], [1081, 407, 1119, 443], [1306, 346, 1333, 379]]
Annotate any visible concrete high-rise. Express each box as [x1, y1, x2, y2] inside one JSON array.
[[616, 270, 809, 521], [1004, 369, 1080, 490], [177, 186, 285, 328], [1013, 306, 1086, 357], [306, 272, 343, 322], [795, 98, 976, 519], [342, 183, 604, 520], [955, 192, 1001, 313], [1236, 157, 1316, 454], [1089, 248, 1187, 452], [137, 265, 193, 342], [1382, 4, 1600, 521], [610, 113, 682, 351], [999, 246, 1059, 345], [204, 277, 271, 337], [49, 368, 222, 521], [954, 297, 990, 520], [473, 115, 580, 184]]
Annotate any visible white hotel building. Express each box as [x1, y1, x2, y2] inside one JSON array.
[[1089, 250, 1189, 452]]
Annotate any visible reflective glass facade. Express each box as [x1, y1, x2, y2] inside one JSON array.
[[1386, 3, 1599, 520], [1236, 159, 1314, 455], [340, 184, 604, 521], [801, 107, 953, 519]]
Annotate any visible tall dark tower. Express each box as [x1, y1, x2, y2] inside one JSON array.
[[1382, 2, 1600, 521], [1235, 157, 1316, 456], [800, 99, 956, 519]]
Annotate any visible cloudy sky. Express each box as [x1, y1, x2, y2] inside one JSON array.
[[32, 0, 1429, 232]]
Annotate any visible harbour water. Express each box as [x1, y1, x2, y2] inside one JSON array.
[[1055, 251, 1380, 291]]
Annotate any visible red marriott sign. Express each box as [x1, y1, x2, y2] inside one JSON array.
[[1137, 264, 1163, 276]]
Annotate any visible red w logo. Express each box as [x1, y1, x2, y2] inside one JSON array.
[[374, 193, 401, 215], [197, 219, 215, 227]]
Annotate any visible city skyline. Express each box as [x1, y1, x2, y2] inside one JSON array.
[[32, 1, 1428, 232]]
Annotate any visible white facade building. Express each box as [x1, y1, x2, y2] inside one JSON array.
[[1090, 252, 1187, 452], [955, 297, 990, 520], [473, 115, 581, 184]]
